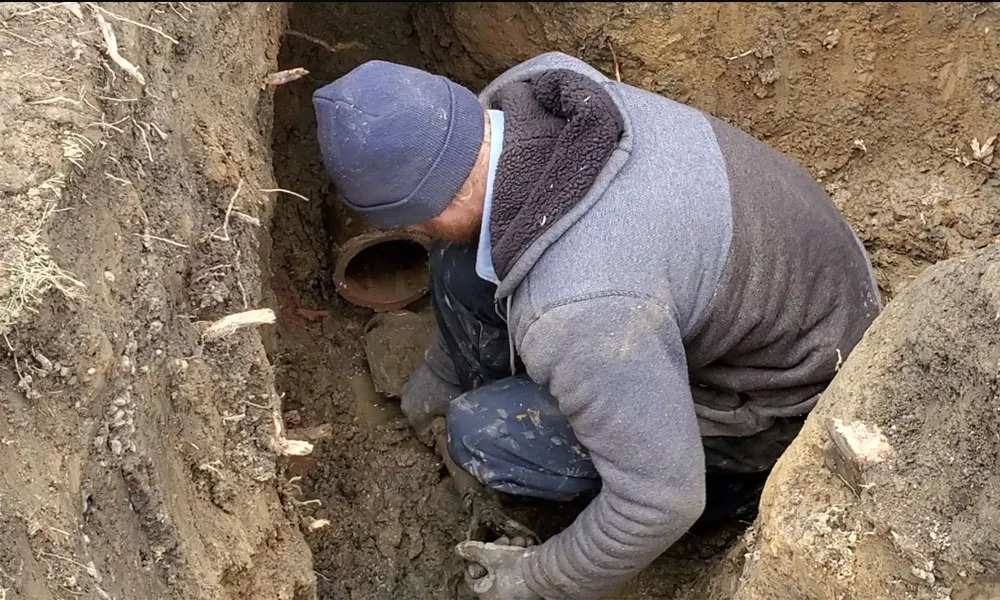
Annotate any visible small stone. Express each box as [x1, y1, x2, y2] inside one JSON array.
[[103, 271, 116, 283], [823, 418, 893, 496], [308, 519, 331, 531], [113, 396, 129, 407], [33, 351, 53, 371], [149, 320, 163, 335], [395, 451, 418, 468], [86, 367, 97, 375], [911, 565, 935, 585], [283, 409, 302, 427], [823, 29, 842, 49], [60, 366, 71, 378], [109, 439, 123, 455]]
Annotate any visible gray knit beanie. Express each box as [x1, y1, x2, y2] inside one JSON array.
[[312, 60, 485, 228]]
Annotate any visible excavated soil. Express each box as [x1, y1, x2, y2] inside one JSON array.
[[0, 3, 313, 600], [2, 2, 1000, 600]]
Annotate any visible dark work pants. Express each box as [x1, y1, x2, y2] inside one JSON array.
[[430, 242, 804, 525]]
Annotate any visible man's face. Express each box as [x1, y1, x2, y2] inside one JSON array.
[[413, 199, 484, 243], [409, 112, 491, 244]]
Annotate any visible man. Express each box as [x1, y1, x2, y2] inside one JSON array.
[[312, 52, 881, 600]]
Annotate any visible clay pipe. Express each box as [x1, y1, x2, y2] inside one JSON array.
[[329, 199, 431, 311]]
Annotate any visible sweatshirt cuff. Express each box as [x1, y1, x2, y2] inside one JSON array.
[[521, 548, 576, 600]]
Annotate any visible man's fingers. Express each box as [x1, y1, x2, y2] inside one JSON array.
[[466, 563, 488, 579], [465, 567, 495, 595], [455, 540, 493, 564], [456, 540, 528, 565]]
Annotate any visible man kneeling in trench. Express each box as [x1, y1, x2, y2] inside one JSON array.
[[312, 53, 882, 600]]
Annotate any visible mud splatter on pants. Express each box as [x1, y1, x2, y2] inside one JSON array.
[[430, 242, 804, 524]]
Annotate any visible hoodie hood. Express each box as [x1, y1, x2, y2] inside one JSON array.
[[479, 52, 635, 298]]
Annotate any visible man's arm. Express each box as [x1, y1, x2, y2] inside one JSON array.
[[515, 293, 706, 600]]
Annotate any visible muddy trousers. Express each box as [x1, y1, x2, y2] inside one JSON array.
[[430, 242, 805, 526]]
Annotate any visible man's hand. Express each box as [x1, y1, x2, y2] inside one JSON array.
[[455, 540, 539, 600]]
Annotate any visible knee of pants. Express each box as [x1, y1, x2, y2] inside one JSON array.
[[445, 375, 601, 502]]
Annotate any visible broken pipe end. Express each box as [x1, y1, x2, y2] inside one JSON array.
[[333, 230, 431, 311]]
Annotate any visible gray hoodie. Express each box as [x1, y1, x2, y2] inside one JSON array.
[[478, 53, 881, 600]]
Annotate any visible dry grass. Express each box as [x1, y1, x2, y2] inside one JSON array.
[[0, 203, 85, 334]]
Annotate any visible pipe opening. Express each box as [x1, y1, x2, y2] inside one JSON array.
[[334, 236, 430, 311]]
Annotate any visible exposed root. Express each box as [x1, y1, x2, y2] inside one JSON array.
[[308, 518, 331, 531], [9, 3, 78, 18], [91, 8, 145, 86], [201, 308, 275, 341], [133, 232, 188, 249], [211, 179, 245, 242], [85, 2, 179, 44], [131, 118, 153, 161], [607, 38, 621, 83], [284, 29, 367, 55], [259, 187, 310, 202], [232, 211, 260, 227], [264, 67, 309, 87], [0, 29, 48, 47], [268, 397, 314, 457], [61, 132, 96, 170]]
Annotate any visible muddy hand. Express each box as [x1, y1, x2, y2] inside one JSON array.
[[460, 486, 540, 544], [456, 540, 539, 600]]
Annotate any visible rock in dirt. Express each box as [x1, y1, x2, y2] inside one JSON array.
[[363, 309, 438, 397], [685, 245, 1000, 600]]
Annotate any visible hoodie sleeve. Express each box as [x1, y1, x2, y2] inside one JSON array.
[[515, 293, 706, 600]]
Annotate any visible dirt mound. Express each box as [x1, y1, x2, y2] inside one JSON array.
[[3, 2, 1000, 600], [683, 243, 1000, 600]]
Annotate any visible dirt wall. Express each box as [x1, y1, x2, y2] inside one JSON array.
[[1, 3, 313, 599], [682, 243, 1000, 600]]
